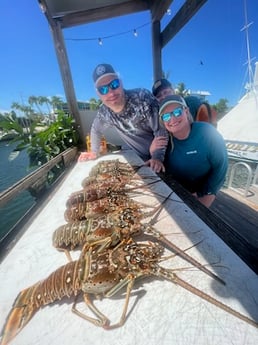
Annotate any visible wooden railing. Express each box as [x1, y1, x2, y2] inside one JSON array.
[[0, 147, 78, 208]]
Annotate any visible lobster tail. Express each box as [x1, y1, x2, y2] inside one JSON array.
[[0, 285, 40, 345], [0, 260, 81, 345]]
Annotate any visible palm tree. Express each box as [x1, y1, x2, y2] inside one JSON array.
[[50, 96, 64, 111], [175, 82, 189, 97], [38, 96, 51, 114], [28, 96, 43, 116], [89, 98, 101, 110]]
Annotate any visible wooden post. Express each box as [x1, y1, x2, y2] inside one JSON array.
[[151, 20, 162, 82], [49, 20, 84, 141]]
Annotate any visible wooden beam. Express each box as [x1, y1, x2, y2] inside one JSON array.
[[150, 0, 173, 22], [151, 20, 162, 81], [39, 1, 84, 140], [60, 1, 150, 29], [50, 20, 85, 141], [161, 0, 208, 48]]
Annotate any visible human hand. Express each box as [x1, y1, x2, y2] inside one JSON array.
[[150, 136, 168, 155], [78, 151, 97, 162], [144, 158, 165, 173], [196, 194, 215, 208], [191, 192, 215, 208]]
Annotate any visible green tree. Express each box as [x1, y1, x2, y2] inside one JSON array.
[[38, 96, 51, 114], [50, 96, 63, 111], [89, 98, 101, 110], [11, 101, 38, 122], [175, 82, 189, 97], [213, 98, 229, 120], [28, 96, 43, 116]]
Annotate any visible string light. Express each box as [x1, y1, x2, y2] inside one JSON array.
[[65, 22, 149, 45], [166, 8, 171, 15]]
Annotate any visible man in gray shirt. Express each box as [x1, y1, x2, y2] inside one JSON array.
[[89, 63, 168, 173]]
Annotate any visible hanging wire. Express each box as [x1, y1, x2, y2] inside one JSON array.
[[65, 22, 150, 42]]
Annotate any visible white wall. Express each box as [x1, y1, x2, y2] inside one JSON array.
[[78, 110, 125, 146]]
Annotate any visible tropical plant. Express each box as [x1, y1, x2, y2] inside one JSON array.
[[26, 110, 80, 167], [0, 108, 80, 168]]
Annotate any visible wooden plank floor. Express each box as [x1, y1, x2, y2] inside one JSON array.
[[160, 174, 258, 274], [211, 186, 258, 247]]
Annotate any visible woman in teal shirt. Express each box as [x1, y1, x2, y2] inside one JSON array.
[[149, 95, 228, 208]]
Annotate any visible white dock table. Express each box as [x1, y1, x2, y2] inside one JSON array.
[[0, 150, 257, 345]]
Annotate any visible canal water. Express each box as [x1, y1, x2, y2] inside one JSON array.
[[0, 140, 256, 244], [0, 141, 35, 242]]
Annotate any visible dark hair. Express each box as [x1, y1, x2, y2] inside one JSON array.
[[152, 79, 172, 96]]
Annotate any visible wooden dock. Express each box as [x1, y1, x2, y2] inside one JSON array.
[[0, 151, 257, 345], [160, 174, 258, 274], [211, 186, 258, 247]]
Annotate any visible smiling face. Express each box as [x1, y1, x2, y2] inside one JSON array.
[[160, 103, 191, 139], [96, 75, 125, 113]]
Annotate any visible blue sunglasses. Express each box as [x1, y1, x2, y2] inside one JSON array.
[[161, 107, 184, 122], [97, 79, 120, 95]]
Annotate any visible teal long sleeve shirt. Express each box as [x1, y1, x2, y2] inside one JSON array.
[[165, 122, 228, 196]]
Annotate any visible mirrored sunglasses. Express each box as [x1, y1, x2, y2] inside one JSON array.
[[97, 79, 120, 95], [161, 107, 184, 122]]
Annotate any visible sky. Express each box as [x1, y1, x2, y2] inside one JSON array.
[[0, 0, 258, 114]]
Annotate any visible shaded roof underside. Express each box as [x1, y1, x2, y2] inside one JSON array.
[[40, 0, 174, 29]]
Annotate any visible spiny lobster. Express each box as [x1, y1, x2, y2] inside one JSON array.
[[64, 193, 156, 222], [81, 174, 140, 189], [1, 238, 257, 345], [66, 179, 159, 207], [81, 158, 159, 187], [55, 202, 225, 285], [88, 159, 141, 177]]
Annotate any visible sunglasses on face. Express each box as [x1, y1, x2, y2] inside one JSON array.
[[97, 79, 120, 95], [161, 107, 184, 122]]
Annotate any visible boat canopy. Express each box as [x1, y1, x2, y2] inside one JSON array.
[[38, 0, 208, 140]]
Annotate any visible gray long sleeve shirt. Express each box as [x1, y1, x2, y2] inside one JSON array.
[[90, 88, 168, 161]]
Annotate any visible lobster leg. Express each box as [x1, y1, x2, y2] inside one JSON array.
[[104, 275, 135, 330], [72, 275, 136, 330], [72, 293, 110, 327]]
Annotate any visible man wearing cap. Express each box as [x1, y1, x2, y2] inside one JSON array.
[[152, 78, 217, 125], [152, 78, 176, 103], [89, 63, 168, 172], [155, 94, 228, 208]]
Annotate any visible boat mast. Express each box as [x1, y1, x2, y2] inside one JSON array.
[[241, 0, 255, 93]]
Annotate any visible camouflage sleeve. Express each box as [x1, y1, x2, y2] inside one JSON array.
[[146, 93, 169, 161], [90, 109, 110, 154]]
